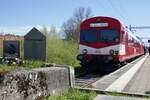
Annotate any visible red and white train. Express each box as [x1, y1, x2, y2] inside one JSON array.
[[77, 16, 144, 71]]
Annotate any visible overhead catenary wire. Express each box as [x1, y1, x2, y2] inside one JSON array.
[[106, 0, 128, 24], [96, 0, 129, 25], [97, 0, 150, 45], [96, 0, 116, 16], [117, 0, 129, 19]]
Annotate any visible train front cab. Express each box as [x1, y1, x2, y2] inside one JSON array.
[[77, 17, 125, 72]]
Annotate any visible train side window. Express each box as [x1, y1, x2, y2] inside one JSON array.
[[131, 36, 133, 43], [126, 33, 128, 45], [122, 33, 126, 43], [128, 35, 131, 43], [121, 31, 125, 42]]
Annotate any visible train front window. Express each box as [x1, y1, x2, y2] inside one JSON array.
[[100, 29, 119, 42], [80, 30, 97, 42]]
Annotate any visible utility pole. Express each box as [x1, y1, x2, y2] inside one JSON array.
[[148, 40, 150, 47]]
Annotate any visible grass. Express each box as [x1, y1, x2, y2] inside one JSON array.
[[46, 89, 97, 100], [45, 88, 150, 100], [22, 60, 45, 68], [0, 60, 45, 72], [0, 64, 19, 73]]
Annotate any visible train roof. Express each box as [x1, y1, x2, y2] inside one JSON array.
[[83, 16, 121, 23], [126, 29, 144, 45], [81, 16, 124, 29], [80, 16, 124, 29]]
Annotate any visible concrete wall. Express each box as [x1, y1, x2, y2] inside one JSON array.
[[0, 66, 74, 100]]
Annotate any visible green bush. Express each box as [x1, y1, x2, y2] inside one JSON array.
[[46, 38, 79, 66], [47, 89, 97, 100], [20, 39, 24, 58], [0, 47, 2, 57], [0, 64, 17, 72]]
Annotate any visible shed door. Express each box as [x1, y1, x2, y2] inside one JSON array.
[[34, 40, 46, 60]]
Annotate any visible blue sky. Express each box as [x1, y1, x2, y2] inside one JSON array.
[[0, 0, 150, 44]]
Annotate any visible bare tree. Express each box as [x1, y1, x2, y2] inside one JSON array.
[[41, 25, 49, 38], [41, 25, 60, 40], [62, 7, 93, 42]]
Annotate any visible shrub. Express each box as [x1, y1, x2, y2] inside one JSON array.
[[46, 38, 79, 66]]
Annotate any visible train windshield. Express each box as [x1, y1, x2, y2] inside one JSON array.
[[100, 29, 119, 42], [80, 30, 97, 42]]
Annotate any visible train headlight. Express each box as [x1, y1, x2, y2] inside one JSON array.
[[109, 50, 115, 55], [77, 54, 84, 60], [82, 49, 88, 54]]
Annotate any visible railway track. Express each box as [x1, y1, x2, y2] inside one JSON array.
[[75, 62, 129, 88], [75, 73, 105, 88]]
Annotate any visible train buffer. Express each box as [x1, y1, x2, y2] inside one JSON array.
[[92, 54, 150, 99]]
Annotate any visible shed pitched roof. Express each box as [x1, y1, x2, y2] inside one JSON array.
[[24, 27, 46, 40]]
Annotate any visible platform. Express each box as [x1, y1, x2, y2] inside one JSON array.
[[92, 55, 147, 92], [94, 94, 149, 100], [94, 54, 150, 99], [123, 55, 150, 95]]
